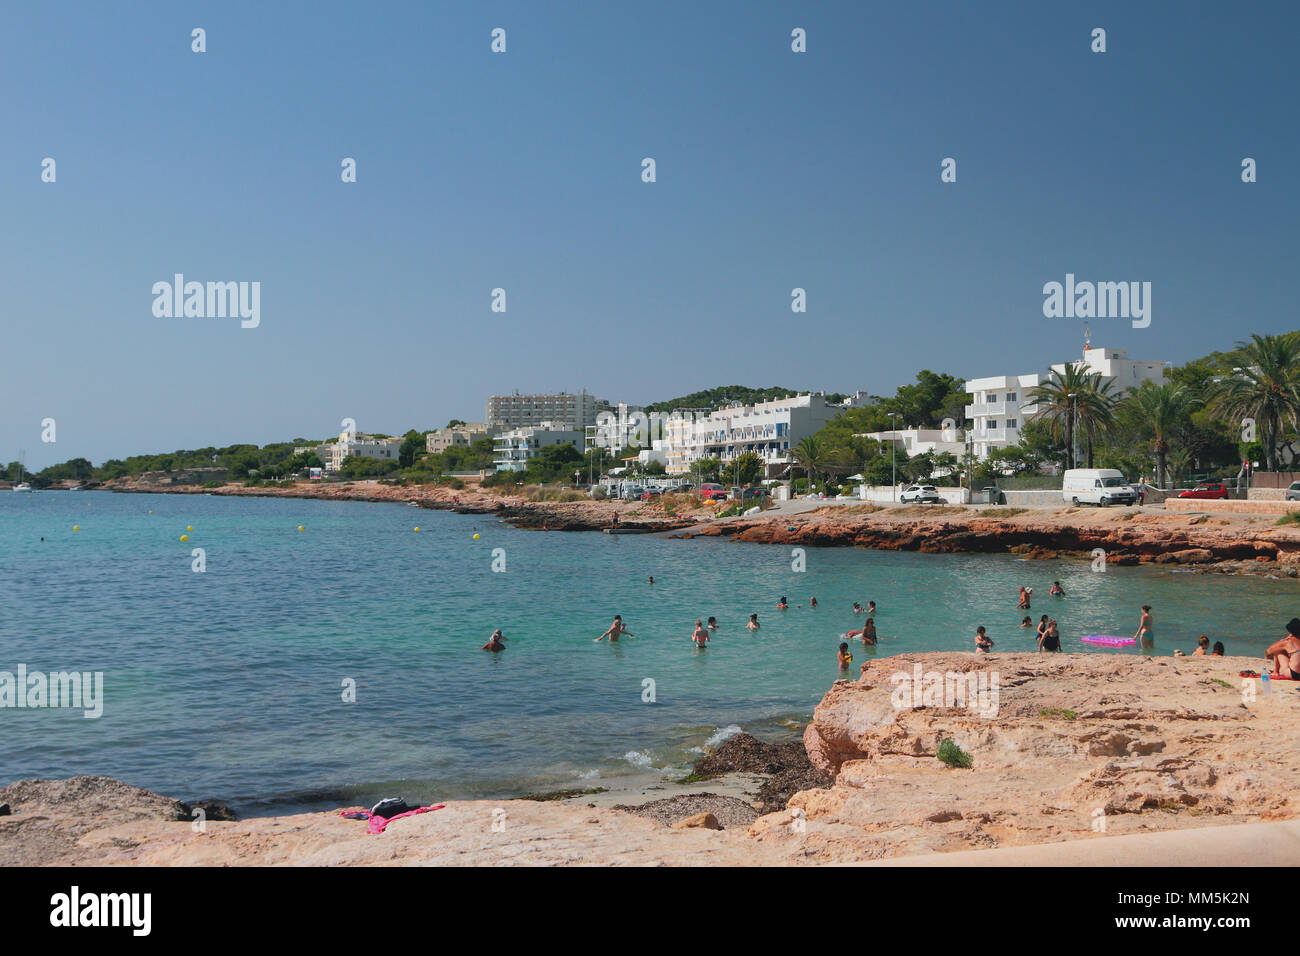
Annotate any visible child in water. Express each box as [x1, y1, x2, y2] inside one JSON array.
[[838, 642, 853, 671]]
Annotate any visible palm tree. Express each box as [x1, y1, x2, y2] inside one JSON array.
[[1028, 364, 1116, 468], [793, 436, 824, 492], [1123, 381, 1195, 488], [1209, 333, 1300, 472]]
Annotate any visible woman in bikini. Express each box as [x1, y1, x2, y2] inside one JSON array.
[[1134, 605, 1154, 647], [1265, 619, 1300, 678], [746, 613, 760, 631]]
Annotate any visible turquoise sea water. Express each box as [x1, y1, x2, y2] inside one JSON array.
[[1, 490, 1295, 814]]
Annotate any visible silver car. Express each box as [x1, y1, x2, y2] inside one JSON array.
[[1286, 481, 1300, 502]]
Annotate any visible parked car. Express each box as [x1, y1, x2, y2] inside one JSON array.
[[1286, 481, 1300, 502], [740, 486, 770, 500], [639, 489, 662, 500], [900, 484, 943, 504], [1062, 468, 1137, 506], [1178, 481, 1229, 500], [621, 485, 646, 500], [698, 482, 728, 501]]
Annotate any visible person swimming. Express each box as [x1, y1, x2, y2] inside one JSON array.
[[481, 629, 507, 652], [852, 602, 862, 614], [595, 615, 634, 642], [707, 616, 718, 630], [1134, 605, 1154, 647], [838, 642, 853, 671], [746, 613, 760, 631], [691, 620, 710, 649], [810, 596, 818, 608], [975, 626, 994, 654], [867, 601, 877, 616], [1049, 581, 1064, 597], [1020, 616, 1032, 628], [776, 596, 788, 609]]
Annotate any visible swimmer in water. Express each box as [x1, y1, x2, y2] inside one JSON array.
[[595, 615, 634, 642], [707, 616, 718, 630], [852, 602, 862, 614], [648, 576, 654, 585], [1017, 586, 1031, 610], [867, 601, 876, 616], [746, 614, 760, 631], [1020, 616, 1032, 628], [691, 620, 710, 649], [975, 626, 994, 654], [480, 629, 507, 652], [810, 596, 818, 608], [838, 642, 853, 671], [776, 596, 788, 609], [1050, 581, 1064, 597]]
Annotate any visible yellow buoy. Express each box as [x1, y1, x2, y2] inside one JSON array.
[[186, 525, 193, 531], [298, 525, 304, 531], [180, 534, 188, 542], [472, 533, 480, 540], [73, 525, 79, 531], [414, 527, 420, 532]]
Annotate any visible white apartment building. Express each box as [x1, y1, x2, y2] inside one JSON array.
[[667, 393, 865, 477], [965, 347, 1169, 459], [319, 430, 403, 472], [426, 422, 495, 454], [486, 391, 611, 432], [492, 422, 585, 472], [584, 403, 648, 454], [862, 427, 967, 458]]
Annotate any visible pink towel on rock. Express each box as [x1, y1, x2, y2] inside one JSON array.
[[338, 804, 446, 834]]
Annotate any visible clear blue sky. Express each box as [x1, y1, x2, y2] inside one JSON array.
[[3, 0, 1297, 468]]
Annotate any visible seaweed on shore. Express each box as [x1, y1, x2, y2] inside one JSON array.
[[684, 731, 831, 813], [518, 787, 609, 802]]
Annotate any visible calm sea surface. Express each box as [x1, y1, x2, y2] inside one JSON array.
[[1, 490, 1294, 814]]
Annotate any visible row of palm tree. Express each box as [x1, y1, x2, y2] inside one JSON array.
[[1027, 333, 1300, 486]]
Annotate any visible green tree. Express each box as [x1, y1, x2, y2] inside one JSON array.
[[1208, 333, 1300, 472], [729, 451, 764, 486], [1121, 381, 1196, 487], [1028, 364, 1117, 469], [399, 431, 425, 469]]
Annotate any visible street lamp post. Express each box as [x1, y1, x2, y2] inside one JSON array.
[[890, 413, 897, 501]]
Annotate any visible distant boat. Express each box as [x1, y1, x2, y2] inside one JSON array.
[[13, 482, 33, 492]]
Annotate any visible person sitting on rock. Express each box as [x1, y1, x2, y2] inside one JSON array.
[[1193, 634, 1211, 656], [1265, 619, 1300, 678]]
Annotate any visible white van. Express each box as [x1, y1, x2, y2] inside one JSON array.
[[1062, 469, 1138, 506]]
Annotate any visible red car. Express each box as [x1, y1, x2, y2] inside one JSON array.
[[697, 483, 728, 501], [639, 489, 662, 500], [1178, 481, 1229, 500]]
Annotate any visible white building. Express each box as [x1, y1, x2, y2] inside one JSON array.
[[486, 391, 611, 432], [964, 374, 1044, 460], [667, 393, 866, 477], [585, 402, 647, 454], [492, 422, 585, 472], [862, 427, 967, 458], [319, 430, 404, 472], [965, 346, 1169, 460]]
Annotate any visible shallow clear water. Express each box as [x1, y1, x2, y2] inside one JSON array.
[[1, 490, 1294, 814]]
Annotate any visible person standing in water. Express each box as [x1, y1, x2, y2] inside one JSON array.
[[776, 596, 789, 609], [1134, 605, 1154, 647], [707, 616, 718, 630], [481, 630, 507, 652], [867, 601, 877, 616], [595, 615, 634, 642], [837, 642, 853, 671], [691, 620, 710, 650], [810, 596, 818, 608], [1017, 586, 1031, 610], [746, 614, 760, 631]]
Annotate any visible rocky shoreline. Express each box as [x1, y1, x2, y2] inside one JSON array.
[[5, 653, 1297, 865], [93, 476, 1300, 574]]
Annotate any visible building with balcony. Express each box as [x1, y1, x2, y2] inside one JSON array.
[[426, 422, 496, 454], [492, 422, 585, 472], [486, 391, 612, 432], [319, 430, 404, 472]]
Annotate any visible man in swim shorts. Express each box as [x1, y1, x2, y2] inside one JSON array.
[[595, 615, 633, 642], [481, 630, 507, 652]]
